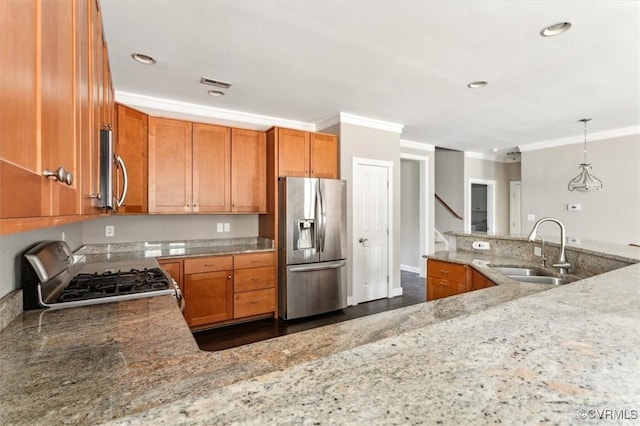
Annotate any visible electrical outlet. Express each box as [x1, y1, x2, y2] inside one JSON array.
[[567, 204, 581, 211], [105, 225, 115, 237], [61, 231, 66, 241], [534, 246, 542, 256], [224, 223, 230, 232], [471, 241, 490, 250], [527, 214, 536, 221], [216, 223, 223, 232]]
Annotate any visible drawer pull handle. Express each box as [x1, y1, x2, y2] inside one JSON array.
[[251, 278, 259, 281], [439, 270, 449, 274], [439, 280, 449, 286], [250, 260, 258, 263], [204, 264, 214, 267], [251, 300, 260, 304]]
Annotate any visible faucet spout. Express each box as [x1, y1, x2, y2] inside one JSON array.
[[527, 217, 569, 273]]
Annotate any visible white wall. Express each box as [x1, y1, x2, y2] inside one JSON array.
[[0, 222, 84, 298], [82, 214, 258, 244], [337, 122, 402, 299], [435, 148, 464, 233], [464, 157, 521, 234], [521, 133, 640, 244], [400, 159, 420, 271]]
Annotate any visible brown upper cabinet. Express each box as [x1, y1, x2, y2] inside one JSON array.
[[116, 104, 148, 213], [231, 129, 266, 212], [277, 128, 339, 179], [148, 117, 266, 214], [1, 0, 113, 228]]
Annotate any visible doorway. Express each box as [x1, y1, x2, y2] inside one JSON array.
[[352, 158, 392, 304], [466, 179, 495, 233], [400, 153, 430, 277], [510, 180, 522, 235]]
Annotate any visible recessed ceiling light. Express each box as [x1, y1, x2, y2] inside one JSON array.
[[208, 90, 225, 97], [467, 81, 488, 89], [491, 148, 499, 152], [540, 22, 572, 37], [131, 53, 156, 64]]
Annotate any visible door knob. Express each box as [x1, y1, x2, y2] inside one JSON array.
[[358, 238, 368, 244]]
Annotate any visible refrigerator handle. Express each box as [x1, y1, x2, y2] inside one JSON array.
[[315, 183, 322, 252], [319, 182, 326, 252]]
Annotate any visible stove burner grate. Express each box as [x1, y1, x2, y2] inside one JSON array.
[[58, 268, 170, 302]]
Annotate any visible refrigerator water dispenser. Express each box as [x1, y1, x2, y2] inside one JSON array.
[[295, 219, 315, 250]]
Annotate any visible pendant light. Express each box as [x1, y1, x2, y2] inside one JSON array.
[[567, 118, 603, 192]]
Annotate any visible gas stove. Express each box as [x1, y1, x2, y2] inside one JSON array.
[[24, 241, 182, 310]]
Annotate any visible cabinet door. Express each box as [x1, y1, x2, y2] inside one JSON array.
[[192, 124, 230, 213], [148, 117, 192, 213], [0, 0, 45, 218], [231, 129, 266, 212], [116, 104, 148, 213], [310, 133, 339, 179], [277, 128, 309, 177], [184, 270, 233, 327], [42, 0, 79, 216], [469, 269, 495, 291], [158, 258, 183, 291], [77, 0, 100, 215]]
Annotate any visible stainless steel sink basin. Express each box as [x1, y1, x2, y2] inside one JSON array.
[[490, 267, 551, 276], [505, 275, 571, 285]]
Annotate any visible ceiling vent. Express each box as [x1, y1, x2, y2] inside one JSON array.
[[200, 77, 232, 89]]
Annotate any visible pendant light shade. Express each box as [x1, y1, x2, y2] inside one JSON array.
[[568, 118, 603, 192]]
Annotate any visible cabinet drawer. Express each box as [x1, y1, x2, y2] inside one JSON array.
[[427, 277, 467, 295], [234, 288, 276, 318], [427, 259, 468, 283], [184, 256, 233, 274], [234, 252, 276, 269], [234, 266, 275, 292]]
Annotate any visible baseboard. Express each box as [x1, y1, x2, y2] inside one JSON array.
[[391, 287, 403, 297], [347, 296, 356, 306], [400, 264, 420, 274]]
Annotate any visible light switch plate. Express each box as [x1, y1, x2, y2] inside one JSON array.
[[527, 214, 536, 221], [224, 223, 230, 232], [567, 204, 581, 211], [472, 241, 490, 250], [216, 223, 223, 232], [534, 246, 542, 256]]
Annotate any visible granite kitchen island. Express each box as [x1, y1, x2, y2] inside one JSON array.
[[1, 239, 639, 424]]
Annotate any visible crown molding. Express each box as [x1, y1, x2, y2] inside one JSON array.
[[400, 140, 435, 152], [114, 90, 316, 131], [314, 115, 341, 132], [464, 151, 521, 163], [339, 112, 404, 134], [518, 126, 640, 152]]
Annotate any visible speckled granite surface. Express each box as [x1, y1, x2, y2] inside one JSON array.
[[0, 290, 21, 332], [2, 240, 639, 424], [1, 264, 551, 424], [106, 262, 640, 425]]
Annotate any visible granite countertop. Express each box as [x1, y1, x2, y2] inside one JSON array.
[[1, 244, 639, 423], [72, 237, 275, 270]]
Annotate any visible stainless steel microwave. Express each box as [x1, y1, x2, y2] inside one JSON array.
[[99, 127, 127, 210]]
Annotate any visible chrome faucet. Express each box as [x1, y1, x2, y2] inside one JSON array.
[[533, 234, 547, 267], [527, 217, 571, 274]]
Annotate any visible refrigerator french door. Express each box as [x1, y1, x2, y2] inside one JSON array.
[[279, 177, 347, 320]]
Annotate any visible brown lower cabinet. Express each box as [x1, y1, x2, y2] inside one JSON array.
[[426, 259, 495, 301], [159, 252, 276, 328]]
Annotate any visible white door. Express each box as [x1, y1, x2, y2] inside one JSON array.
[[510, 181, 522, 235], [353, 160, 390, 303]]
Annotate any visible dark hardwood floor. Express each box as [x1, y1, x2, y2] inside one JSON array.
[[194, 271, 426, 351]]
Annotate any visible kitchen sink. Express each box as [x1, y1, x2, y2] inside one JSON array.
[[504, 275, 571, 285], [490, 266, 551, 277]]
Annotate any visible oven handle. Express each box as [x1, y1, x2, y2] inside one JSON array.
[[172, 279, 185, 312]]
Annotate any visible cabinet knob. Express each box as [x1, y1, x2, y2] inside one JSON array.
[[193, 204, 198, 207], [228, 275, 232, 280], [42, 166, 68, 183], [186, 204, 191, 207]]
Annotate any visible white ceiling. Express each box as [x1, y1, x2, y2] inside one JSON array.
[[100, 0, 640, 153]]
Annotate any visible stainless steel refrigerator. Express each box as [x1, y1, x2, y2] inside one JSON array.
[[279, 177, 347, 320]]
